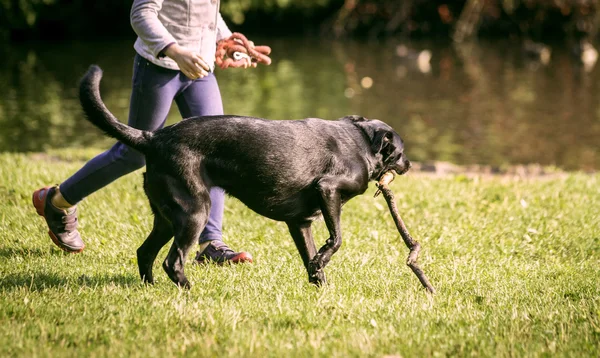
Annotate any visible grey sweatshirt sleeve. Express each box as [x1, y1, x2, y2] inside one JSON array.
[[130, 0, 177, 58], [216, 13, 233, 42]]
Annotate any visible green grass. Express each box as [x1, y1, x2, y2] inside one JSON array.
[[1, 150, 599, 357]]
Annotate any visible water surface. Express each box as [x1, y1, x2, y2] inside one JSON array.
[[0, 37, 598, 171]]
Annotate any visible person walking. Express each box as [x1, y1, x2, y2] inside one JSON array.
[[33, 0, 267, 264]]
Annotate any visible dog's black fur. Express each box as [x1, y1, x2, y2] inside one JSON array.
[[79, 65, 411, 288]]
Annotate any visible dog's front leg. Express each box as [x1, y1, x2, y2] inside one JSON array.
[[309, 176, 362, 285], [286, 221, 321, 284]]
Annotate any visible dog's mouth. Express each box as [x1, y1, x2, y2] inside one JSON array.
[[396, 167, 409, 176], [393, 160, 411, 176]]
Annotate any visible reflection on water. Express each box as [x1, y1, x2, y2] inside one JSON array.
[[0, 38, 598, 171]]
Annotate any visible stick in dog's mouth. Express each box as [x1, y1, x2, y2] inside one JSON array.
[[375, 170, 436, 294]]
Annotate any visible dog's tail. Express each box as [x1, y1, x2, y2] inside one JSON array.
[[79, 65, 152, 153]]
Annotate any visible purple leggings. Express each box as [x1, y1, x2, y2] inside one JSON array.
[[60, 54, 225, 242]]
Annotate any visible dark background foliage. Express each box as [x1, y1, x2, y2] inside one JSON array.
[[1, 0, 598, 42]]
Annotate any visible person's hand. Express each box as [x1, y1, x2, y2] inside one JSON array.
[[164, 44, 210, 79], [215, 33, 271, 70]]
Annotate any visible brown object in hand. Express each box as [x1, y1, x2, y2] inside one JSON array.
[[375, 171, 436, 294], [215, 32, 272, 69]]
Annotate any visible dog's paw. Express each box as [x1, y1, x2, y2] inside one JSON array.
[[308, 261, 327, 286], [162, 260, 192, 289], [140, 274, 155, 285], [176, 279, 192, 290], [309, 272, 327, 287], [138, 266, 155, 284]]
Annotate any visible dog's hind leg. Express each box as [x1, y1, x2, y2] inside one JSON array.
[[161, 190, 211, 289], [286, 221, 323, 285], [137, 207, 173, 284], [144, 169, 211, 289], [162, 209, 208, 289]]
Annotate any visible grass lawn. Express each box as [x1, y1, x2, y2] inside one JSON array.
[[0, 150, 599, 357]]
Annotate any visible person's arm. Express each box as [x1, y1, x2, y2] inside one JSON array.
[[216, 13, 233, 42], [130, 0, 176, 59], [130, 0, 209, 78]]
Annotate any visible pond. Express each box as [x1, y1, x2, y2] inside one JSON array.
[[0, 37, 598, 171]]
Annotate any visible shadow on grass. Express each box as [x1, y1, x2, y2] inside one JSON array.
[[0, 272, 140, 292]]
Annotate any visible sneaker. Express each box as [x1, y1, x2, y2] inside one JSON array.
[[32, 186, 85, 253], [195, 240, 253, 265]]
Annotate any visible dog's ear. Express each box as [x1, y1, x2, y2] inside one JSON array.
[[371, 129, 396, 160], [352, 119, 397, 160]]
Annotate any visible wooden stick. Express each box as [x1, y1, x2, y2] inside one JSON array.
[[375, 172, 436, 294]]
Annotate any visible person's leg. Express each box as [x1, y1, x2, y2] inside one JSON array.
[[34, 55, 183, 252], [175, 74, 252, 264]]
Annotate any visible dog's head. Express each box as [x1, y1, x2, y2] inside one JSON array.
[[345, 115, 411, 179]]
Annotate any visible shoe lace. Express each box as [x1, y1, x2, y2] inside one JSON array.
[[212, 242, 235, 254], [60, 210, 78, 233]]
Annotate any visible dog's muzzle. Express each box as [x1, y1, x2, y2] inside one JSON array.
[[395, 160, 411, 175]]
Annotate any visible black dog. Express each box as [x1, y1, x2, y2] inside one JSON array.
[[79, 65, 411, 288]]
